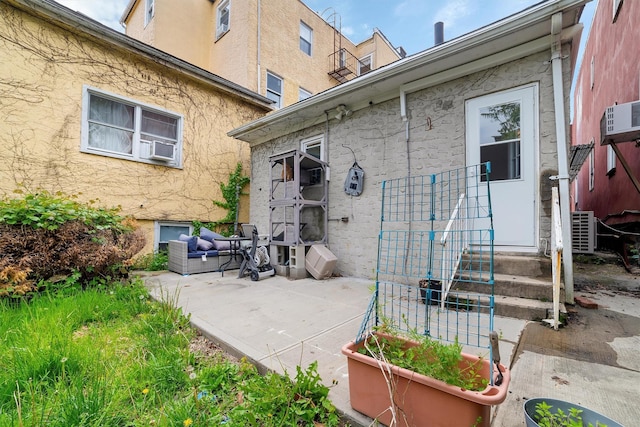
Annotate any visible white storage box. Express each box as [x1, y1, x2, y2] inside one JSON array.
[[305, 244, 337, 280]]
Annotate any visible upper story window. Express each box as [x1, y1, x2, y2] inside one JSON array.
[[588, 140, 595, 191], [266, 72, 282, 108], [145, 0, 154, 26], [358, 54, 372, 75], [613, 0, 623, 22], [217, 0, 230, 39], [81, 86, 183, 168], [299, 87, 312, 101], [606, 144, 616, 176], [300, 22, 312, 56]]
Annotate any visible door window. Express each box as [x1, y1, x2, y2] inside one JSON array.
[[479, 102, 521, 181]]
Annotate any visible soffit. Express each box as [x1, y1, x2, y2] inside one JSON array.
[[229, 0, 589, 145]]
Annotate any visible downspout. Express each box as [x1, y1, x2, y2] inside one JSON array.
[[325, 111, 330, 244], [550, 12, 574, 304], [257, 0, 261, 94], [400, 89, 413, 274]]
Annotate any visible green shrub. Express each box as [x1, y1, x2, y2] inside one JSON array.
[[0, 191, 145, 295], [131, 251, 168, 271]]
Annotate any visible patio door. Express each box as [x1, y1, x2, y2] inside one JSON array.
[[466, 84, 538, 249]]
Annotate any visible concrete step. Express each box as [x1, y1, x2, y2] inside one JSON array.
[[455, 273, 562, 301], [452, 253, 562, 321], [443, 292, 564, 321], [463, 253, 552, 279]]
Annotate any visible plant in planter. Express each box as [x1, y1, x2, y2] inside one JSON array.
[[524, 398, 624, 427], [341, 322, 510, 427]]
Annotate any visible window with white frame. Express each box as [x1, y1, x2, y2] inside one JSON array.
[[81, 86, 183, 168], [301, 135, 324, 161], [217, 0, 230, 38], [299, 87, 312, 101], [145, 0, 154, 26], [590, 56, 595, 90], [156, 221, 193, 252], [606, 144, 616, 175], [613, 0, 623, 22], [300, 21, 312, 56], [358, 54, 372, 75], [266, 72, 282, 108], [588, 142, 595, 191]]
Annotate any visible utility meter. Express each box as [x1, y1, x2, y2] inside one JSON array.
[[344, 162, 364, 196]]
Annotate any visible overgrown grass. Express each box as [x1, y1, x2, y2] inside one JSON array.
[[0, 279, 340, 426]]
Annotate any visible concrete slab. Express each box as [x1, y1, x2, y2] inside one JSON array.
[[140, 271, 640, 427]]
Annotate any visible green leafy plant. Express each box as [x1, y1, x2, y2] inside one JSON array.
[[357, 323, 488, 392], [208, 162, 250, 235], [533, 400, 608, 427], [131, 250, 169, 271], [0, 277, 341, 426], [0, 190, 145, 290], [0, 190, 132, 232]]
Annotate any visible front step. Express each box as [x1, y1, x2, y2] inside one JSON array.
[[453, 253, 565, 321]]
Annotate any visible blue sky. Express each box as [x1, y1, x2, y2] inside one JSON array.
[[54, 0, 595, 57], [54, 0, 596, 114]]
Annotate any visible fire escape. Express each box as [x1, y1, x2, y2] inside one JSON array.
[[325, 10, 362, 83]]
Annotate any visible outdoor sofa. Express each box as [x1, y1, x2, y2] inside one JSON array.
[[167, 227, 244, 275]]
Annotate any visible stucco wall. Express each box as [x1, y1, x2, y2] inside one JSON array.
[[0, 3, 267, 253], [250, 49, 571, 279]]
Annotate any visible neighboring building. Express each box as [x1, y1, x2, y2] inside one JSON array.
[[230, 0, 589, 287], [572, 0, 640, 228], [0, 0, 272, 254], [120, 0, 403, 108]]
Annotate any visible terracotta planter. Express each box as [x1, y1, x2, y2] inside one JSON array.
[[523, 398, 624, 427], [341, 332, 510, 427]]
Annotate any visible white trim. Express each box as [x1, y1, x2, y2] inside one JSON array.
[[606, 144, 616, 174], [300, 21, 313, 56], [266, 72, 283, 108], [358, 54, 373, 75], [144, 0, 154, 27], [298, 87, 312, 101], [80, 85, 183, 168], [155, 221, 193, 251], [216, 0, 230, 39], [300, 134, 325, 161]]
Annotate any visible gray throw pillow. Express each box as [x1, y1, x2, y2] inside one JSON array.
[[200, 227, 225, 243], [197, 237, 214, 251], [179, 234, 198, 252], [213, 239, 231, 251]]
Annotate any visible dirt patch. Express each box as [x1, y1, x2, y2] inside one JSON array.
[[189, 332, 238, 363], [513, 305, 640, 368]]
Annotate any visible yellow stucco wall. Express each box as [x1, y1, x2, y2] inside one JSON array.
[[0, 2, 268, 253], [124, 0, 401, 107]]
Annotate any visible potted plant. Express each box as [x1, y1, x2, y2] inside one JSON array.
[[341, 325, 510, 427], [524, 398, 624, 427]]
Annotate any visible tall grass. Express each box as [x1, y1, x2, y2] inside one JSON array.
[[0, 278, 340, 426]]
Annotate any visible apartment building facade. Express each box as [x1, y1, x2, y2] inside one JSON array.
[[121, 0, 403, 107]]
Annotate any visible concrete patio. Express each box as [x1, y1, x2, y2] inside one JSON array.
[[139, 269, 638, 426]]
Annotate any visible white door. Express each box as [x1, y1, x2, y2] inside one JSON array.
[[466, 85, 538, 248]]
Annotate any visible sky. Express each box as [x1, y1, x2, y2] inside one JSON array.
[[53, 0, 595, 56], [54, 0, 596, 113]]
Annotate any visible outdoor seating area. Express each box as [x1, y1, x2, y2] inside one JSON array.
[[167, 227, 246, 275]]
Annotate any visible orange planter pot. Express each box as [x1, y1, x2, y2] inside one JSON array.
[[341, 333, 510, 427]]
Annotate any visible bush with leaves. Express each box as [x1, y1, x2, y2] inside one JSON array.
[[0, 191, 145, 295]]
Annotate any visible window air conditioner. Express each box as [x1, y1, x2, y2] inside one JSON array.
[[150, 140, 175, 162], [600, 100, 640, 144]]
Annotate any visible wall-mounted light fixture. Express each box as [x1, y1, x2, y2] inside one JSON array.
[[335, 104, 352, 120]]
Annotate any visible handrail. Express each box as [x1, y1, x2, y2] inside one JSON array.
[[550, 187, 563, 330], [439, 193, 466, 307]]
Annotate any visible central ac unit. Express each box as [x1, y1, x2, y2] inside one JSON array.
[[600, 100, 640, 144], [571, 211, 596, 254], [149, 140, 175, 162]]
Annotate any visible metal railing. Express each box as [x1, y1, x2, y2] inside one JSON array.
[[439, 193, 467, 307]]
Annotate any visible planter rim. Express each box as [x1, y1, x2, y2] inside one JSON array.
[[341, 333, 510, 406], [523, 397, 625, 427]]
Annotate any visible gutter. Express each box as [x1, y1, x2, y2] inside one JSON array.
[[229, 0, 588, 140], [16, 0, 273, 110], [550, 12, 575, 304]]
